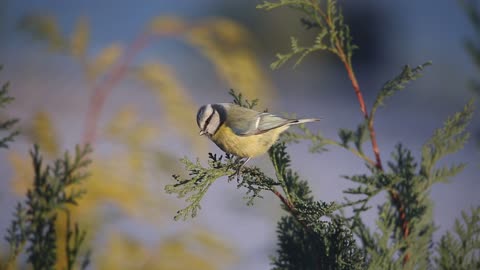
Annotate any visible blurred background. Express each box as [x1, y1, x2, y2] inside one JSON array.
[[0, 0, 479, 269]]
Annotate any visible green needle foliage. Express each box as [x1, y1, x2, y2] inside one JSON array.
[[257, 0, 357, 69], [1, 67, 93, 270], [273, 216, 363, 270], [167, 151, 279, 220], [370, 62, 432, 122], [461, 0, 480, 145], [0, 67, 19, 148], [283, 99, 474, 269], [168, 0, 480, 269], [421, 101, 473, 181], [435, 206, 480, 270], [2, 144, 92, 270]]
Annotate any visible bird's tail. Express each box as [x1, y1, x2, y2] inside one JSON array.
[[289, 118, 321, 125]]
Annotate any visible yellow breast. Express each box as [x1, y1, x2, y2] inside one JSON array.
[[210, 124, 288, 158]]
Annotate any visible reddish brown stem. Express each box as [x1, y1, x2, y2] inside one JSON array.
[[271, 188, 312, 231], [344, 62, 367, 117], [391, 189, 410, 264], [81, 22, 189, 145], [272, 188, 295, 212], [271, 188, 322, 270], [337, 45, 409, 263], [82, 33, 151, 145], [340, 58, 382, 170], [323, 16, 408, 246]]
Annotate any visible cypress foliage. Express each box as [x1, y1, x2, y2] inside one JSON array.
[[168, 0, 480, 269], [435, 207, 480, 270], [1, 70, 92, 270], [0, 66, 19, 149], [3, 145, 92, 270]]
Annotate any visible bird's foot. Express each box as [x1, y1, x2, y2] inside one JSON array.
[[229, 157, 251, 181]]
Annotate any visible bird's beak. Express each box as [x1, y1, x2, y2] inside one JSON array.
[[199, 130, 205, 136]]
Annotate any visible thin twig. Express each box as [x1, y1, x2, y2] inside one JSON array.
[[337, 39, 410, 265], [339, 36, 411, 266], [82, 32, 151, 144], [82, 36, 148, 144], [81, 20, 190, 145], [323, 138, 376, 167], [335, 45, 382, 168], [271, 188, 311, 232], [314, 1, 410, 262], [272, 188, 295, 211]]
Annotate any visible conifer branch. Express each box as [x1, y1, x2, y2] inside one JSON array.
[[272, 188, 295, 213], [257, 0, 382, 169], [370, 63, 432, 264], [3, 145, 92, 270], [282, 122, 376, 166], [367, 61, 431, 176], [82, 22, 191, 144], [420, 100, 474, 180], [370, 63, 431, 121], [65, 211, 89, 270], [342, 101, 473, 267], [167, 1, 477, 268], [0, 67, 19, 149], [271, 187, 313, 233], [83, 32, 151, 144], [335, 32, 381, 171], [435, 206, 480, 269], [2, 204, 28, 270], [257, 2, 442, 265]]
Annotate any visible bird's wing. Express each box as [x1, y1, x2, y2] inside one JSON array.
[[225, 105, 293, 136]]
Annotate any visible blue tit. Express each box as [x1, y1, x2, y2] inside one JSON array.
[[196, 103, 319, 167]]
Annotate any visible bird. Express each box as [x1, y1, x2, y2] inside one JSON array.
[[196, 103, 320, 175]]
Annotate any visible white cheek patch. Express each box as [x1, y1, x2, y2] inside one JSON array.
[[206, 110, 221, 135], [198, 104, 213, 130]]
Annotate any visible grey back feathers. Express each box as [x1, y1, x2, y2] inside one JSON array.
[[226, 106, 319, 136], [196, 103, 319, 136]]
